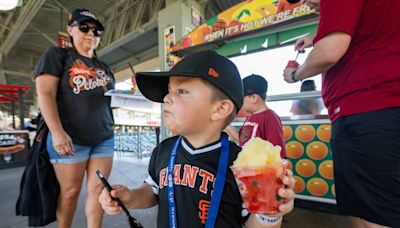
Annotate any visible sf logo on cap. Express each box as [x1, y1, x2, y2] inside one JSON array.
[[208, 68, 219, 78]]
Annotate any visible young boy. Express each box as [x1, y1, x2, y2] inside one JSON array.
[[226, 74, 286, 158], [99, 51, 294, 227]]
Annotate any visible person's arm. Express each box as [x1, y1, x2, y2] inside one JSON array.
[[283, 32, 351, 83], [224, 125, 240, 141], [99, 183, 158, 215], [245, 169, 295, 228], [36, 74, 74, 155]]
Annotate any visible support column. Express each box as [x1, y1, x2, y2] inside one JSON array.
[[11, 102, 16, 129], [157, 0, 203, 140], [18, 89, 25, 129], [0, 65, 7, 84]]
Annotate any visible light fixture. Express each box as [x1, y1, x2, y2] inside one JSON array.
[[0, 0, 20, 11]]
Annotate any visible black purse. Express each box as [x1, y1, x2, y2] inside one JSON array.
[[16, 114, 60, 226]]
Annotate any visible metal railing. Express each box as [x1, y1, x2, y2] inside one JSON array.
[[114, 126, 159, 159]]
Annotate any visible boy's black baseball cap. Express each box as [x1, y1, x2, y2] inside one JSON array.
[[136, 50, 243, 111], [68, 9, 104, 31], [243, 74, 268, 96], [287, 0, 301, 3]]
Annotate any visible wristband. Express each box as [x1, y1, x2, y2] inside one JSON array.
[[256, 214, 282, 225], [290, 69, 298, 82]]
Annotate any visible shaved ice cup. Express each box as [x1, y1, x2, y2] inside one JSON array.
[[231, 160, 287, 214]]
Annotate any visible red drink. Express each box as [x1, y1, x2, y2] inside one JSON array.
[[287, 60, 299, 68], [231, 161, 286, 213]]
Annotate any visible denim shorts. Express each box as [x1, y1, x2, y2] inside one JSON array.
[[46, 133, 115, 164]]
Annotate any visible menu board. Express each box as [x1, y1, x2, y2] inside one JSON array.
[[0, 131, 30, 168]]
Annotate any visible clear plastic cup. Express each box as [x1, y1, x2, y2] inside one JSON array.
[[231, 160, 287, 214]]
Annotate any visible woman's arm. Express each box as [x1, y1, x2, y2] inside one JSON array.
[[36, 74, 74, 155]]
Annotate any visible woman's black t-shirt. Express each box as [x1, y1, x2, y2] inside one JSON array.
[[34, 46, 115, 146]]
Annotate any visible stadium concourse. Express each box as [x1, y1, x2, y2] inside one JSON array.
[[0, 155, 348, 228]]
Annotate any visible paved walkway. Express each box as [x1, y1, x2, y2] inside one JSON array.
[[0, 155, 348, 228]]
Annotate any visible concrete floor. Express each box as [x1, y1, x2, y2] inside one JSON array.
[[0, 156, 349, 228]]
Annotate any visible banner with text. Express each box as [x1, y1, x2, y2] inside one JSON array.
[[172, 0, 314, 52]]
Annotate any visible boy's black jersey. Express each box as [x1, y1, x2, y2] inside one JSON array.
[[146, 136, 249, 228]]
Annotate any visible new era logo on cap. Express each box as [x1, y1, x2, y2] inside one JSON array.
[[208, 68, 219, 78]]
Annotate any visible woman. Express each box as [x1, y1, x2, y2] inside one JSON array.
[[34, 9, 114, 228]]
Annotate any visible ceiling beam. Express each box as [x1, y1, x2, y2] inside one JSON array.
[[114, 0, 132, 39], [111, 45, 159, 73], [30, 25, 58, 46], [150, 0, 164, 18], [0, 12, 14, 37], [0, 23, 11, 31], [0, 70, 32, 78], [98, 19, 158, 57], [0, 0, 46, 58], [51, 0, 68, 13], [130, 0, 147, 31]]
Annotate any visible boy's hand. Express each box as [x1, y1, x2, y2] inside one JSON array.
[[267, 169, 295, 217], [99, 184, 131, 215], [246, 170, 295, 228]]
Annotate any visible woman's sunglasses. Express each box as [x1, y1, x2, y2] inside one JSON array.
[[73, 23, 103, 37]]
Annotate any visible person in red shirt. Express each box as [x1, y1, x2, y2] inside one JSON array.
[[283, 0, 400, 227], [226, 74, 286, 158]]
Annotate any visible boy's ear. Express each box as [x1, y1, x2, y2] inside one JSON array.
[[67, 26, 73, 36], [211, 99, 235, 121], [251, 94, 261, 103]]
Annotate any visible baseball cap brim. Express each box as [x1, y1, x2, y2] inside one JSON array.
[[135, 72, 171, 103], [136, 71, 209, 103]]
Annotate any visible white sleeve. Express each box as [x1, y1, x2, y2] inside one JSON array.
[[144, 175, 159, 195]]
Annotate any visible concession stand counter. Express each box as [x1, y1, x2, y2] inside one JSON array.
[[0, 84, 31, 169]]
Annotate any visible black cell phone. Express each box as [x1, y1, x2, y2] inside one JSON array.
[[96, 170, 143, 228], [96, 170, 117, 200]]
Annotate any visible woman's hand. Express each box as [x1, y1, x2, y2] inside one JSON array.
[[52, 130, 75, 155]]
